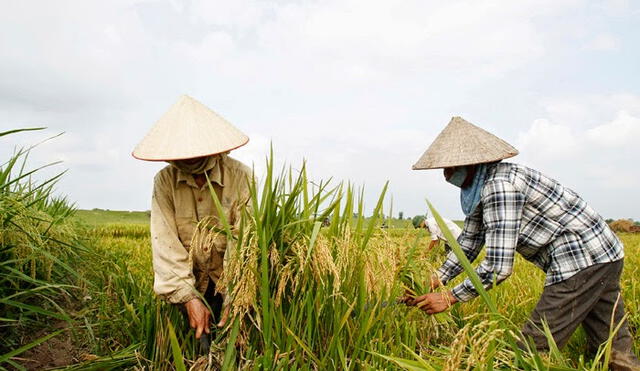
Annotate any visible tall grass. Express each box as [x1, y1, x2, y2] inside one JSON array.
[[0, 128, 80, 369], [2, 130, 637, 369], [202, 152, 462, 369], [72, 224, 640, 370], [71, 153, 638, 370], [71, 222, 202, 370]]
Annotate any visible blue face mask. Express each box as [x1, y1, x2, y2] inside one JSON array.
[[446, 167, 467, 187]]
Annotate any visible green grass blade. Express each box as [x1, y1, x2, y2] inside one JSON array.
[[0, 127, 46, 137], [167, 320, 187, 371], [427, 200, 497, 313], [222, 317, 242, 370]]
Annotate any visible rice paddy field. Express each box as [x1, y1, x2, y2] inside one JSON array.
[[2, 130, 639, 370]]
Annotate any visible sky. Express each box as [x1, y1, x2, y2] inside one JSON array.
[[1, 0, 639, 220]]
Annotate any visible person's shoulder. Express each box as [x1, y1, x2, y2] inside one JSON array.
[[154, 164, 177, 183], [485, 162, 529, 189], [223, 156, 252, 177], [482, 167, 520, 198], [488, 162, 519, 180], [492, 162, 562, 192], [494, 162, 547, 179]]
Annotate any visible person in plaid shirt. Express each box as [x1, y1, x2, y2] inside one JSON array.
[[409, 117, 639, 370]]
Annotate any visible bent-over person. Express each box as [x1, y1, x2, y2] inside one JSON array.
[[409, 117, 639, 371], [422, 216, 462, 252], [132, 95, 252, 340]]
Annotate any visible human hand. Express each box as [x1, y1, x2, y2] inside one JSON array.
[[408, 291, 457, 314], [399, 288, 416, 304], [184, 298, 211, 339], [217, 305, 230, 328]]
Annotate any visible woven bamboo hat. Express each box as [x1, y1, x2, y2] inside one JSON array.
[[412, 116, 518, 170], [132, 95, 249, 161]]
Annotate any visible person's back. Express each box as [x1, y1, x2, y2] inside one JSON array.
[[424, 217, 462, 241], [482, 162, 623, 284], [424, 216, 462, 252]]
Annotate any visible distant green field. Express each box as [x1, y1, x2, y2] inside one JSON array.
[[72, 209, 467, 232], [74, 209, 150, 226], [74, 208, 424, 228]]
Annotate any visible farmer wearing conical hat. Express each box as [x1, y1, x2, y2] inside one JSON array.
[[421, 216, 462, 253], [133, 95, 252, 340], [409, 117, 639, 370]]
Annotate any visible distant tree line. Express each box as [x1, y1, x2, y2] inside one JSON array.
[[607, 218, 640, 233]]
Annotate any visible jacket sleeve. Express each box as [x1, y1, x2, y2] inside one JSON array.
[[450, 180, 524, 302], [436, 210, 486, 286], [150, 173, 197, 304]]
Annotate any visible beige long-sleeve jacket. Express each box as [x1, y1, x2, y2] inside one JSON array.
[[150, 156, 252, 304]]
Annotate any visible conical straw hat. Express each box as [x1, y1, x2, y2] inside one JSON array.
[[412, 116, 518, 170], [132, 95, 249, 161]]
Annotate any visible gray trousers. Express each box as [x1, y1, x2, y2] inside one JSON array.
[[521, 259, 639, 370]]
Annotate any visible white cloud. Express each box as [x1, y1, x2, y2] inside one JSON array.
[[517, 119, 579, 159], [599, 0, 640, 16], [516, 94, 640, 218], [1, 0, 639, 220], [586, 110, 640, 146], [583, 33, 620, 51], [248, 0, 564, 82]]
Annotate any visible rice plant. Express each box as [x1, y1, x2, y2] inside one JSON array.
[[0, 128, 80, 369], [2, 130, 638, 369], [205, 151, 427, 369]]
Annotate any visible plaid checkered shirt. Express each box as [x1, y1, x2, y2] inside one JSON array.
[[437, 163, 624, 302]]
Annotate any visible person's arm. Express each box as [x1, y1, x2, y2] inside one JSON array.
[[409, 212, 485, 310], [150, 173, 197, 303], [427, 239, 440, 251], [151, 173, 211, 338], [449, 180, 524, 302]]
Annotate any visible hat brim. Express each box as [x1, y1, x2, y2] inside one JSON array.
[[132, 137, 249, 162], [412, 152, 517, 170]]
